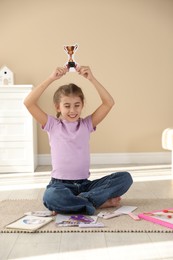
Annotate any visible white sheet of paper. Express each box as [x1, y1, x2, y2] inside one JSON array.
[[101, 206, 138, 219], [115, 206, 137, 214]]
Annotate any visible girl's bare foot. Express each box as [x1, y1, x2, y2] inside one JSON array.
[[99, 197, 121, 209], [52, 211, 58, 216]]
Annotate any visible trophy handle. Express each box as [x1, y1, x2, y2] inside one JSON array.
[[74, 44, 78, 51], [64, 46, 68, 53]]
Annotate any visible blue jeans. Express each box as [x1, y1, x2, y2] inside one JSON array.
[[43, 171, 133, 215]]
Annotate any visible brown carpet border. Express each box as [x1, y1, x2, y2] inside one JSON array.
[[1, 199, 173, 233]]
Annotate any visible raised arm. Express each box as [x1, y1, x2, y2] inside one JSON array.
[[24, 67, 68, 126], [77, 66, 115, 128]]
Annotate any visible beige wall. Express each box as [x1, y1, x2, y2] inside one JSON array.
[[1, 0, 173, 154]]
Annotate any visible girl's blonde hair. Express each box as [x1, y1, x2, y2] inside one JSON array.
[[53, 83, 85, 118]]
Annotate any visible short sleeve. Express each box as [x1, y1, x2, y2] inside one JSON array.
[[42, 115, 60, 132], [83, 115, 96, 133]]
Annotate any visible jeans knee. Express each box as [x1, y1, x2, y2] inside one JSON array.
[[43, 188, 54, 206], [124, 171, 133, 187]]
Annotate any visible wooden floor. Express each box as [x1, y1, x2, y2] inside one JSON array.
[[0, 164, 173, 260]]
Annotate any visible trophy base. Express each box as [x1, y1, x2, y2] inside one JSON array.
[[69, 67, 76, 72], [68, 62, 76, 68], [67, 62, 77, 72]]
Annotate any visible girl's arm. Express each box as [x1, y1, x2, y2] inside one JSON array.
[[24, 67, 68, 126], [77, 66, 115, 128]]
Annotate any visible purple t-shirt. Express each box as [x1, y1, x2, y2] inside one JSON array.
[[43, 115, 95, 180]]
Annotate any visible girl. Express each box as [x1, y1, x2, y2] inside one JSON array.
[[24, 66, 133, 215]]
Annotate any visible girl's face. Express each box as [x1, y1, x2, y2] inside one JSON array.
[[56, 95, 83, 122]]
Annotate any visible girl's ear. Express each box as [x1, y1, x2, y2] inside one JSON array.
[[54, 103, 60, 112]]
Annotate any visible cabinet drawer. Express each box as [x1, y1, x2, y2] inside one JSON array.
[[0, 142, 34, 166], [0, 92, 29, 117], [0, 117, 33, 141]]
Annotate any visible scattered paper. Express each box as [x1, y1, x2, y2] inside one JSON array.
[[56, 214, 98, 227], [24, 211, 52, 217]]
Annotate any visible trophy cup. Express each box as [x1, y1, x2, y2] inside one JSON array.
[[64, 44, 79, 72]]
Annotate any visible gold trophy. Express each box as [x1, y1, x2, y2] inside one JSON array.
[[64, 44, 79, 72]]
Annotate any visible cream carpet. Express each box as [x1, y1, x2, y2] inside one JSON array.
[[0, 199, 173, 233]]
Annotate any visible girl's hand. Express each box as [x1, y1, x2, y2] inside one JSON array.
[[76, 66, 94, 81], [49, 67, 68, 81]]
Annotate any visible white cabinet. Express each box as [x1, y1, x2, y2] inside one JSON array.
[[0, 85, 37, 172]]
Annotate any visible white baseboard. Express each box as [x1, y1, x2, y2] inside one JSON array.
[[38, 152, 171, 166]]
